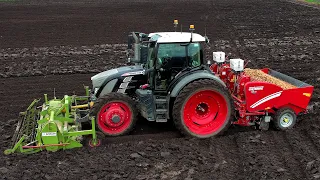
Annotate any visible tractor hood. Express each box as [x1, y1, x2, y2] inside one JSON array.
[[91, 65, 144, 88]]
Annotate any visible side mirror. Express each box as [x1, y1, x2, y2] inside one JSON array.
[[127, 34, 134, 49], [140, 45, 148, 63], [130, 44, 148, 63]]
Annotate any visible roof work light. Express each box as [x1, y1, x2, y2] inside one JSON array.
[[189, 25, 195, 31]]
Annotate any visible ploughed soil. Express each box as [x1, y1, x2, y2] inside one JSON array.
[[0, 0, 320, 179]]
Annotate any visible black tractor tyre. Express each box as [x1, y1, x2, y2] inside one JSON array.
[[272, 108, 297, 131], [172, 79, 234, 138], [91, 92, 138, 136]]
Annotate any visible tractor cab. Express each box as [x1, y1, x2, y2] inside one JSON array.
[[120, 29, 223, 124], [142, 32, 206, 90]]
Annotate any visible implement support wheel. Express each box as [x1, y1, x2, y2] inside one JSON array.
[[273, 108, 297, 130], [89, 139, 101, 147], [91, 93, 137, 136], [173, 79, 234, 138]]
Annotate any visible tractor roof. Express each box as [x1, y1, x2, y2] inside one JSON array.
[[148, 32, 205, 43]]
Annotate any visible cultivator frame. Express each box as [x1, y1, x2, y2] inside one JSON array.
[[4, 87, 99, 155]]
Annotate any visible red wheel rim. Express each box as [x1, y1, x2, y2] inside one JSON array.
[[98, 101, 132, 135], [183, 90, 228, 136]]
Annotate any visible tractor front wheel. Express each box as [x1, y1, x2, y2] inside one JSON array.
[[173, 79, 234, 138], [91, 93, 138, 136], [272, 108, 297, 130]]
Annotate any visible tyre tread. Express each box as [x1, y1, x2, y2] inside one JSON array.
[[91, 92, 138, 136], [172, 79, 234, 138]]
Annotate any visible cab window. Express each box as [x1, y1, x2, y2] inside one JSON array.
[[156, 43, 201, 69], [188, 43, 201, 67]]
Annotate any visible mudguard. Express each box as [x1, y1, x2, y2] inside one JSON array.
[[169, 70, 226, 97]]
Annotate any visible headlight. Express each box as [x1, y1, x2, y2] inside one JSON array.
[[94, 88, 99, 95], [90, 88, 99, 101]]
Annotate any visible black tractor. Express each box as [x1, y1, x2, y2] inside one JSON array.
[[90, 28, 234, 138]]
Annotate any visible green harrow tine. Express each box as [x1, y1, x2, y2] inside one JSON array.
[[10, 99, 40, 149]]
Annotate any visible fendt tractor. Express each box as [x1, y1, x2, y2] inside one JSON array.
[[4, 20, 314, 155]]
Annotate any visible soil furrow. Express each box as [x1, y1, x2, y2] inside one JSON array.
[[284, 130, 320, 170], [271, 131, 307, 179]]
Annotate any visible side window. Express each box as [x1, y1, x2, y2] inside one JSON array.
[[188, 43, 201, 67], [156, 44, 170, 69], [157, 44, 185, 68]]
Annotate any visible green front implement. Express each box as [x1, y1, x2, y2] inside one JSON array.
[[4, 87, 99, 155]]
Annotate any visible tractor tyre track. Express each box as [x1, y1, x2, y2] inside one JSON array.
[[271, 131, 307, 179]]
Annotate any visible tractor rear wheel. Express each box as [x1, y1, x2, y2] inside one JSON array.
[[173, 79, 234, 138], [272, 108, 297, 130], [91, 92, 138, 136]]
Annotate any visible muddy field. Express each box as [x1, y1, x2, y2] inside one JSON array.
[[0, 0, 320, 179]]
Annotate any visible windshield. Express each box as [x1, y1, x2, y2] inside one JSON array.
[[157, 43, 201, 68]]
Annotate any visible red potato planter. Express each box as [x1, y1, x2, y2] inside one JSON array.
[[245, 69, 313, 114], [210, 52, 314, 130]]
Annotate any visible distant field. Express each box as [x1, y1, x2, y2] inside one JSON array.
[[305, 0, 320, 4]]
